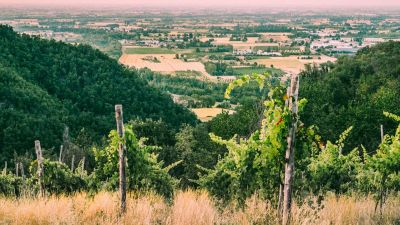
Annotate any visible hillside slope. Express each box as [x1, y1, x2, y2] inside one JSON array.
[[0, 25, 196, 162], [300, 41, 400, 151]]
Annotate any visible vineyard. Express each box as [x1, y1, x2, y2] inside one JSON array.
[[1, 26, 400, 224], [1, 73, 400, 224]]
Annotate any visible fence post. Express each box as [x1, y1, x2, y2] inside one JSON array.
[[380, 125, 384, 143], [16, 162, 19, 177], [71, 155, 75, 171], [20, 162, 25, 178], [115, 104, 127, 213], [81, 157, 85, 171], [59, 145, 63, 163], [34, 140, 44, 197], [282, 74, 299, 225]]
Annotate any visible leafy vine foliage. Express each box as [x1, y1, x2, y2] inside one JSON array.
[[91, 125, 175, 198], [200, 73, 308, 202], [200, 73, 400, 206]]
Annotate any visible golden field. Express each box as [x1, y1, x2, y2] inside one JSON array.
[[191, 108, 235, 122], [0, 190, 399, 225], [251, 55, 337, 73]]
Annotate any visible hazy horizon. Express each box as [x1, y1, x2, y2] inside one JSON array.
[[1, 0, 400, 9]]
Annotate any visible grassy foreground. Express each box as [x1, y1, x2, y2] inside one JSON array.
[[0, 191, 399, 225]]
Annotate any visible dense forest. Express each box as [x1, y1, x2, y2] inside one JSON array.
[[0, 25, 196, 164], [0, 26, 399, 224], [300, 41, 400, 151]]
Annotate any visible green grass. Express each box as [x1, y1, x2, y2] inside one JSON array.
[[185, 51, 226, 58], [253, 46, 279, 52], [246, 55, 271, 59], [124, 47, 176, 54], [231, 67, 283, 76], [174, 70, 202, 77]]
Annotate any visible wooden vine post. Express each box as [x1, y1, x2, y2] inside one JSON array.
[[16, 163, 19, 177], [282, 74, 299, 225], [34, 140, 44, 197], [2, 161, 7, 175], [59, 145, 63, 163], [71, 155, 75, 171], [20, 162, 25, 178], [115, 104, 127, 213]]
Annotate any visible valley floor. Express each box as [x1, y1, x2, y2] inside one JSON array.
[[0, 190, 399, 225]]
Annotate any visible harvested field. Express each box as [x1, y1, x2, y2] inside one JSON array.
[[119, 54, 206, 73], [251, 55, 336, 73], [258, 33, 291, 42], [119, 54, 218, 81], [191, 108, 235, 122]]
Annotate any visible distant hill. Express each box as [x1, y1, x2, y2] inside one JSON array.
[[0, 25, 196, 162]]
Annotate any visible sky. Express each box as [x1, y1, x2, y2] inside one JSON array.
[[1, 0, 400, 8]]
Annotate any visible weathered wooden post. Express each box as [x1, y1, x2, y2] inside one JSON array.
[[380, 125, 384, 143], [59, 145, 63, 163], [71, 155, 75, 171], [2, 161, 7, 175], [20, 162, 25, 178], [16, 162, 19, 177], [282, 74, 299, 225], [81, 157, 85, 171], [34, 140, 44, 197], [115, 104, 127, 213]]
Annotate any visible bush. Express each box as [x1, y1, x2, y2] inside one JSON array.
[[92, 125, 176, 198], [30, 160, 86, 195], [0, 174, 23, 196]]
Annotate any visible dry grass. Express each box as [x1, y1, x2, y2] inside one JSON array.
[[252, 55, 337, 73], [0, 190, 399, 225], [119, 54, 207, 73]]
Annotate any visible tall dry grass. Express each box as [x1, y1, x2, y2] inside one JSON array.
[[0, 190, 399, 225]]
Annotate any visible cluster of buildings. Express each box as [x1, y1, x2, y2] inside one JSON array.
[[22, 30, 81, 43], [310, 37, 400, 54]]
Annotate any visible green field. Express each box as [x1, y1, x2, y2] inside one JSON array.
[[231, 67, 283, 76], [124, 47, 176, 54], [185, 51, 226, 58], [253, 46, 279, 52], [174, 70, 202, 77]]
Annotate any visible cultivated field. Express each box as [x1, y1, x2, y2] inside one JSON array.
[[191, 108, 235, 122], [251, 55, 336, 73], [230, 66, 283, 76], [204, 37, 279, 49], [0, 191, 398, 225], [119, 54, 211, 76], [122, 46, 194, 54], [124, 47, 176, 54]]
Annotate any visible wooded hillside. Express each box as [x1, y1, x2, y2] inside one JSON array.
[[0, 25, 196, 163]]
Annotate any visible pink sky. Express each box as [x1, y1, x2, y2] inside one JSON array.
[[1, 0, 399, 8]]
